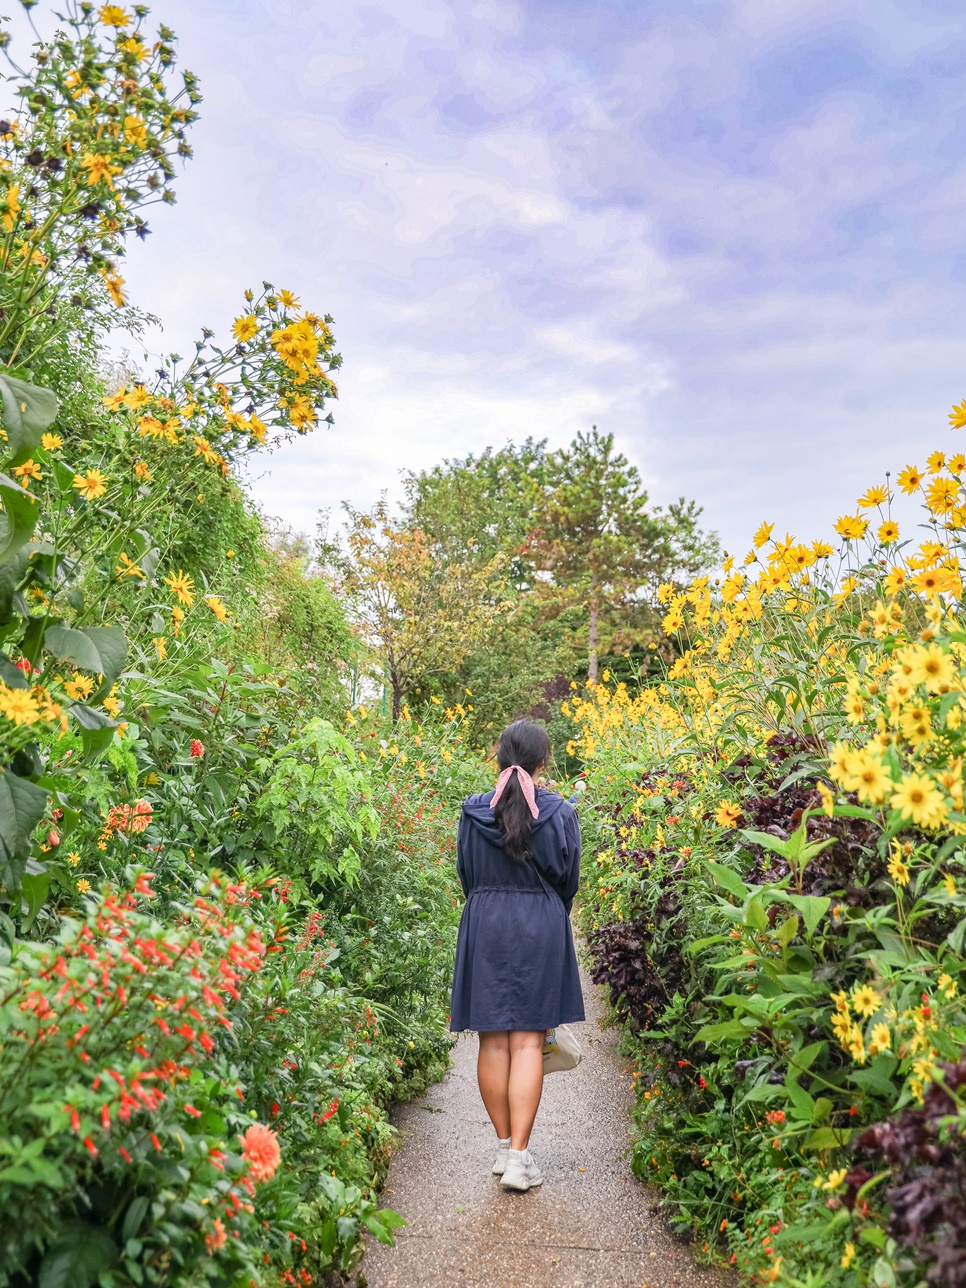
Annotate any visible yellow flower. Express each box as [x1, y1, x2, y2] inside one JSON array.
[[817, 781, 835, 816], [163, 569, 195, 606], [1, 182, 21, 232], [927, 450, 947, 474], [877, 519, 899, 544], [12, 459, 42, 485], [714, 801, 742, 829], [76, 878, 91, 893], [115, 551, 144, 579], [232, 314, 258, 343], [938, 972, 957, 999], [82, 152, 122, 189], [908, 642, 957, 693], [72, 469, 107, 500], [858, 484, 888, 508], [851, 984, 882, 1018], [753, 521, 774, 549], [833, 514, 868, 541], [822, 1168, 848, 1190], [891, 773, 947, 829], [843, 692, 865, 725], [897, 464, 924, 494], [97, 4, 131, 24], [205, 596, 230, 622], [949, 400, 966, 430], [123, 115, 147, 148], [0, 683, 40, 725], [134, 461, 151, 481], [812, 539, 834, 558], [868, 1021, 892, 1054], [248, 414, 267, 443], [278, 289, 300, 308], [944, 872, 957, 897], [883, 566, 908, 596], [67, 851, 81, 866], [925, 476, 960, 514], [152, 636, 167, 660], [40, 432, 63, 451], [841, 1243, 856, 1270], [849, 750, 889, 804], [887, 853, 910, 887], [125, 384, 151, 410]]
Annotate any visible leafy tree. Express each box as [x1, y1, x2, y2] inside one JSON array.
[[320, 502, 504, 722], [403, 441, 581, 735], [529, 427, 718, 680], [403, 438, 550, 591]]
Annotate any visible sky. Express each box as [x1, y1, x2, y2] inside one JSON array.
[[46, 0, 966, 556]]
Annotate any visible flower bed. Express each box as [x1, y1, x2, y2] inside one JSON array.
[[571, 436, 966, 1285]]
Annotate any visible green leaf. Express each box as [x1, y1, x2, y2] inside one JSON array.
[[20, 866, 50, 932], [120, 1197, 150, 1244], [45, 624, 127, 691], [803, 1126, 852, 1151], [738, 828, 792, 859], [785, 1077, 815, 1121], [0, 372, 58, 458], [705, 860, 748, 900], [0, 768, 48, 893], [38, 1223, 117, 1288], [69, 703, 117, 760], [693, 1018, 752, 1043], [777, 915, 798, 947], [0, 471, 40, 564], [787, 894, 831, 936]]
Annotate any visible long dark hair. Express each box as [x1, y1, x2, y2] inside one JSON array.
[[492, 719, 551, 862]]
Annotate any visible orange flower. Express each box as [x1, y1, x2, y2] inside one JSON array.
[[205, 1217, 227, 1252], [241, 1123, 281, 1182]]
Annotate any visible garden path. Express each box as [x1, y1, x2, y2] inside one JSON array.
[[361, 959, 728, 1288]]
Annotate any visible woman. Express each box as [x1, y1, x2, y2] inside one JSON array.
[[450, 718, 584, 1192]]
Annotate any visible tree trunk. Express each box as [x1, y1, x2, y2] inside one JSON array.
[[588, 575, 599, 681], [391, 679, 403, 724]]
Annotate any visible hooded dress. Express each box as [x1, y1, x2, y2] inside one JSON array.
[[449, 787, 585, 1033]]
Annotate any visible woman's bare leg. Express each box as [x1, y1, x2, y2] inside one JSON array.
[[508, 1029, 544, 1151], [477, 1030, 511, 1139]]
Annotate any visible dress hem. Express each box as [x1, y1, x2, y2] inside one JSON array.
[[449, 1010, 586, 1034]]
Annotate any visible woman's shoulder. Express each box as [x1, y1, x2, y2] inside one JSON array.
[[461, 789, 495, 812], [534, 788, 578, 825]]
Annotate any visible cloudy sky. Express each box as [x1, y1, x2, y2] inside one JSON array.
[[84, 0, 966, 555]]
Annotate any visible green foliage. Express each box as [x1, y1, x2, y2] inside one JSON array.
[[255, 718, 379, 886], [0, 6, 474, 1285]]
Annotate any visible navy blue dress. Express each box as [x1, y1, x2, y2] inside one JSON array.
[[449, 787, 585, 1033]]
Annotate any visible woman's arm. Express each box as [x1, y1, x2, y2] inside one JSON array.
[[456, 812, 470, 898], [560, 809, 581, 916]]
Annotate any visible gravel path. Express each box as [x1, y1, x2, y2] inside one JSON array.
[[361, 957, 728, 1288]]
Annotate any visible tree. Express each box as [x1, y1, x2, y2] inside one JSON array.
[[402, 442, 580, 735], [320, 502, 504, 722], [403, 439, 550, 593], [529, 427, 718, 680]]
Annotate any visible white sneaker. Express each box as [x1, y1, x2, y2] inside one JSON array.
[[500, 1148, 543, 1191], [492, 1137, 511, 1174]]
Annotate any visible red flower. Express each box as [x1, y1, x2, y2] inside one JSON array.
[[240, 1123, 281, 1182], [190, 740, 205, 759]]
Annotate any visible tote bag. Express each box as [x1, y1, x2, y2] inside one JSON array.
[[542, 1024, 582, 1074]]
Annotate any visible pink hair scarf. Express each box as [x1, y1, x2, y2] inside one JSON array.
[[490, 764, 539, 819]]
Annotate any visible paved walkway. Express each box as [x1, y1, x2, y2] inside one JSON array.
[[362, 961, 728, 1288]]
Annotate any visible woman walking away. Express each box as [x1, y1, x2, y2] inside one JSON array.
[[450, 719, 584, 1192]]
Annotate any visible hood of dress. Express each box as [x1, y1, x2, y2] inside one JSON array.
[[461, 787, 569, 844]]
